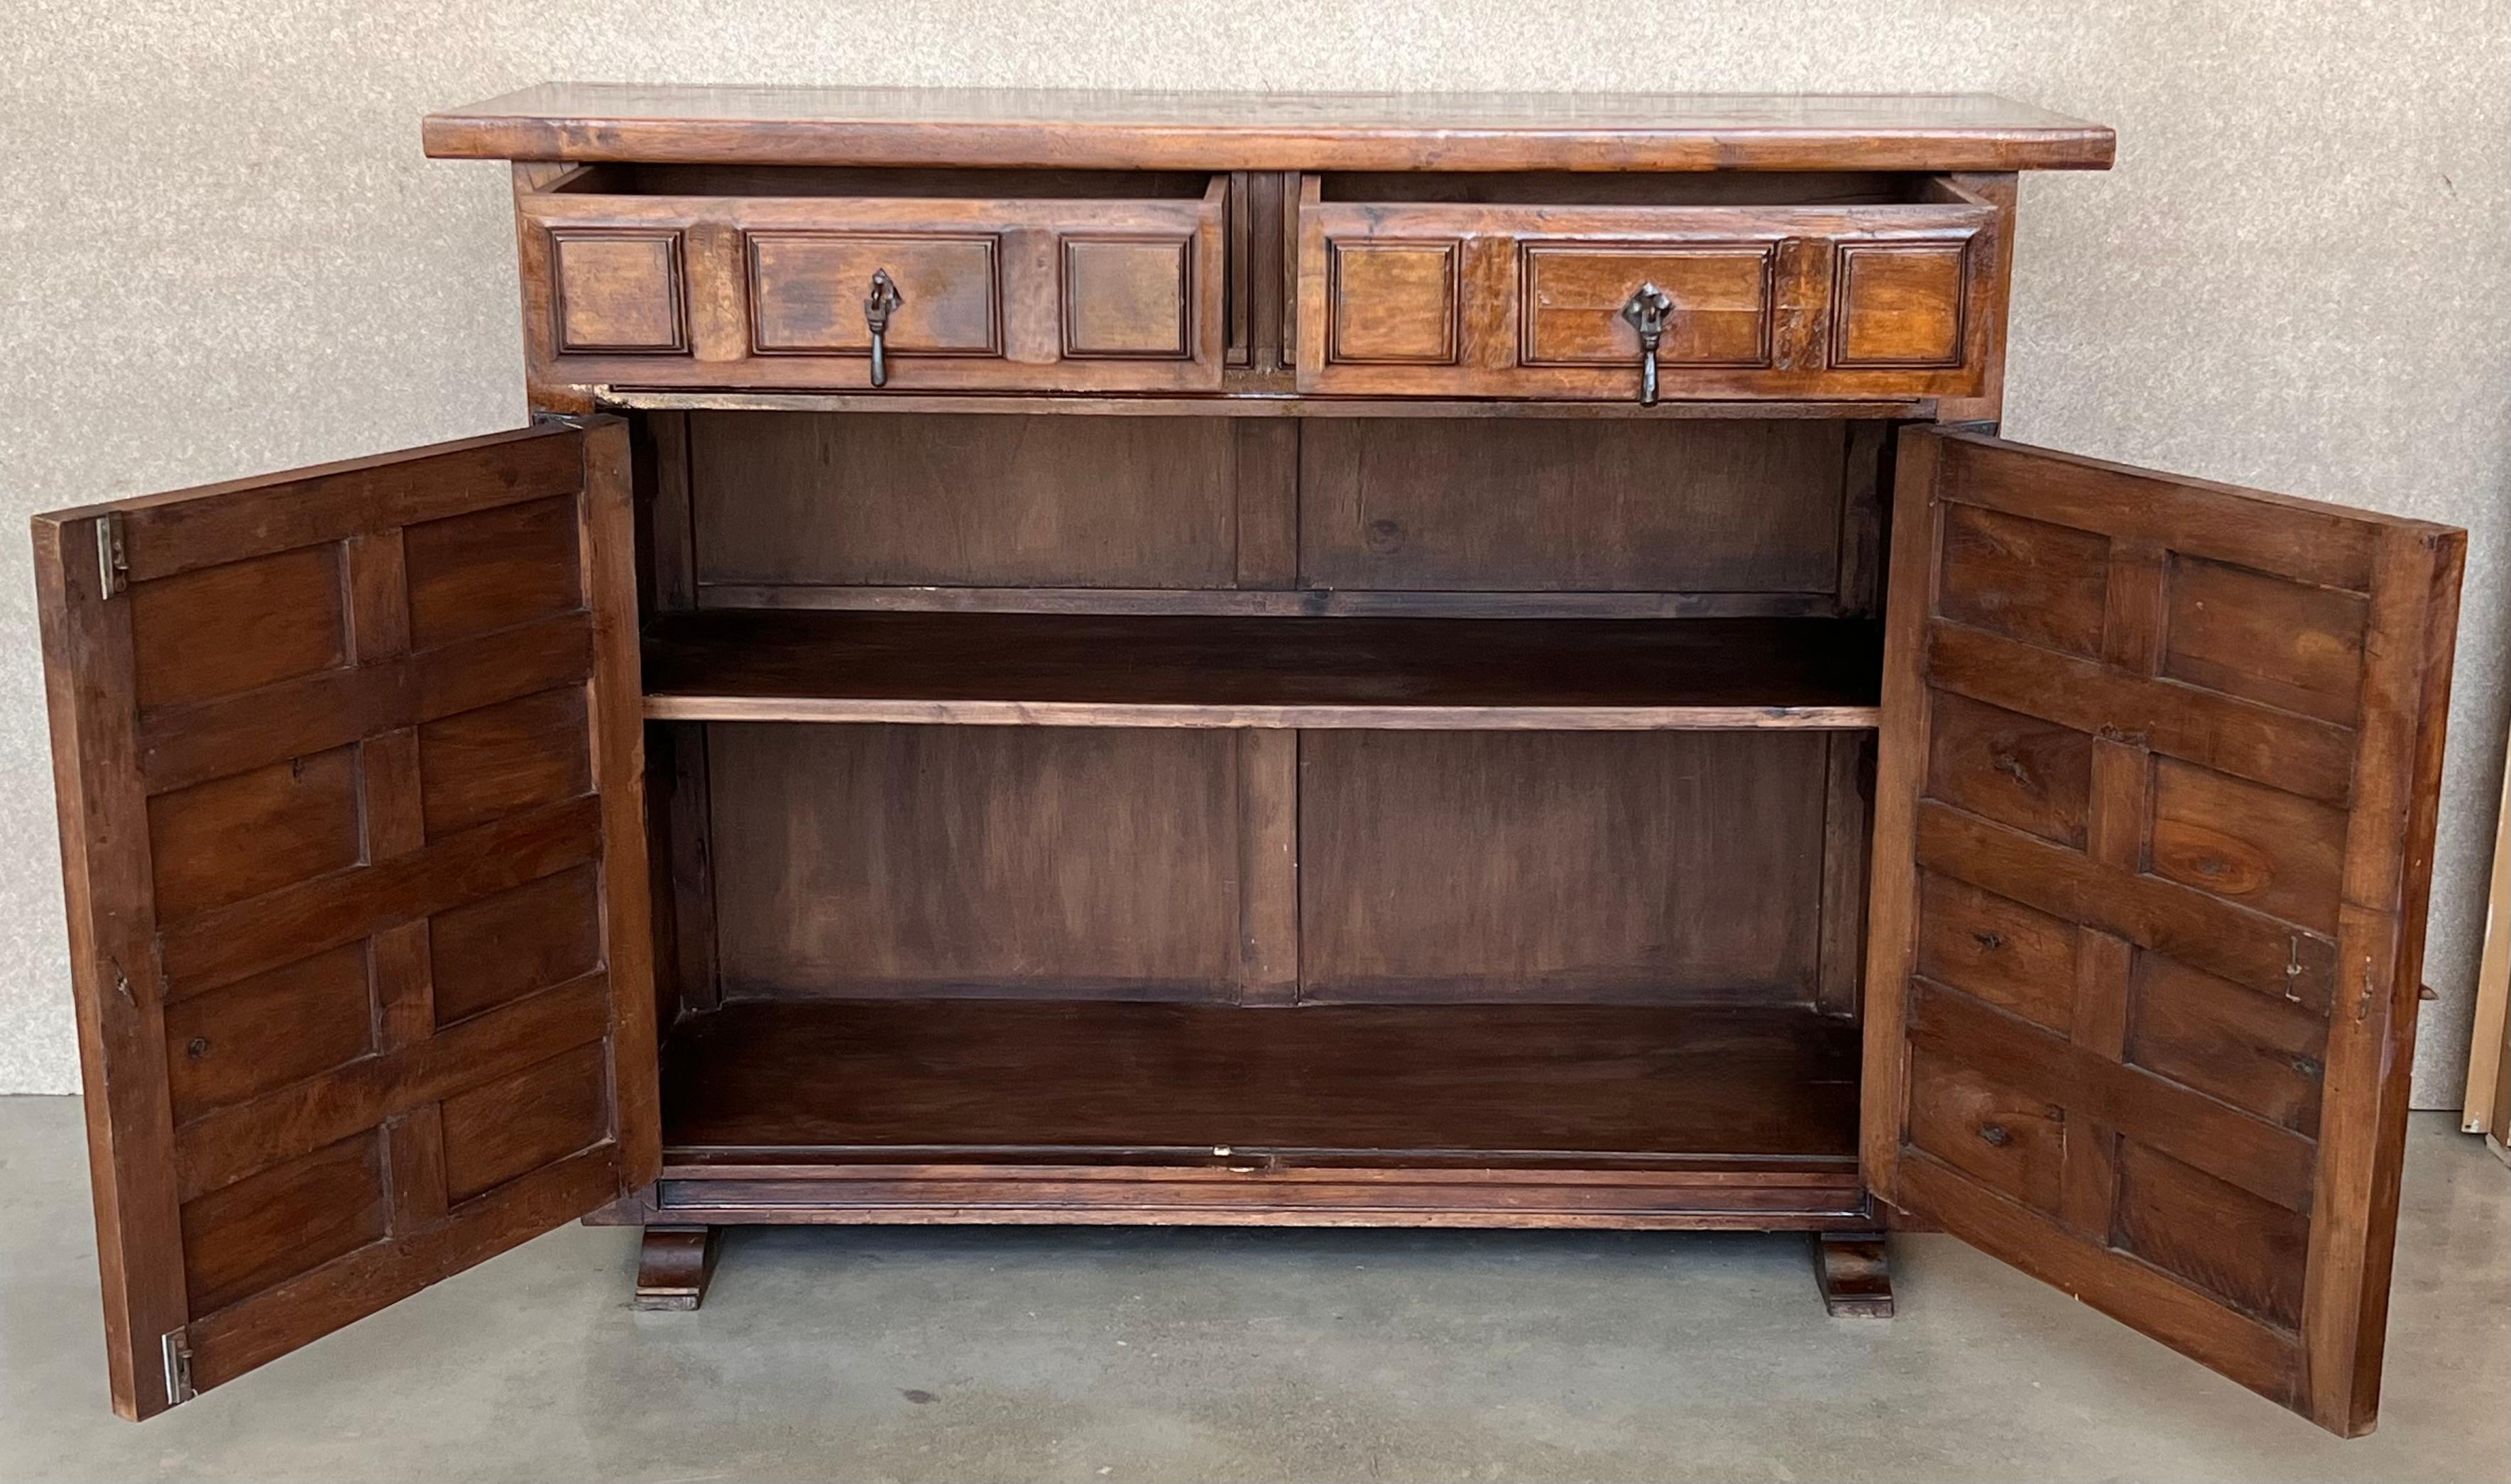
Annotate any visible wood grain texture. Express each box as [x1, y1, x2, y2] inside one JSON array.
[[517, 173, 1227, 397], [640, 611, 1884, 730], [686, 411, 1241, 591], [425, 86, 2117, 172], [661, 999, 1860, 1163], [1296, 418, 1847, 595], [33, 423, 653, 1417], [704, 723, 1243, 1002], [1296, 188, 1995, 401], [1864, 427, 2464, 1435], [1298, 729, 1829, 1004]]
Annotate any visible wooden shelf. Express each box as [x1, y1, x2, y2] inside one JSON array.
[[660, 999, 1861, 1165], [641, 611, 1883, 729], [598, 387, 1930, 419]]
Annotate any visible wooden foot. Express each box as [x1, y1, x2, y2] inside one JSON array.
[[635, 1226, 720, 1311], [1813, 1231, 1893, 1317]]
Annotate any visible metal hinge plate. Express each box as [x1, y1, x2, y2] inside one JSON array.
[[95, 514, 128, 599], [161, 1326, 195, 1407]]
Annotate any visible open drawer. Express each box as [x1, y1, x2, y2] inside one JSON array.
[[1294, 172, 2003, 402], [518, 165, 1228, 393]]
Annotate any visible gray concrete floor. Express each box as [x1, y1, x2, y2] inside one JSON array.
[[0, 1097, 2503, 1483]]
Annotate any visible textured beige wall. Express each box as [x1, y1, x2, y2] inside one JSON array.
[[4, 2, 2507, 1104]]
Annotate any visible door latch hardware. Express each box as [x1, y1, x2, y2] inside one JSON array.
[[1619, 282, 1674, 407], [864, 269, 904, 388]]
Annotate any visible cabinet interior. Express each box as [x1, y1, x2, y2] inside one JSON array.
[[638, 408, 1892, 1171]]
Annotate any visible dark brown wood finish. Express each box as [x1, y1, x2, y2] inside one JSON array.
[[640, 611, 1884, 728], [1813, 1232, 1895, 1317], [46, 84, 2468, 1439], [35, 423, 655, 1419], [662, 999, 1859, 1162], [425, 87, 2117, 172], [1296, 175, 2002, 401], [1864, 429, 2463, 1435], [516, 168, 1230, 398], [633, 1226, 720, 1311]]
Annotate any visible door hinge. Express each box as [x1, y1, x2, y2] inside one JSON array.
[[95, 514, 128, 599], [160, 1326, 195, 1407]]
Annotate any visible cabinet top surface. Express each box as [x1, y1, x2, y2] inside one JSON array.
[[422, 83, 2115, 172]]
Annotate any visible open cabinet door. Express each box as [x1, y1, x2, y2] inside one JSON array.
[[33, 421, 657, 1419], [1863, 429, 2462, 1436]]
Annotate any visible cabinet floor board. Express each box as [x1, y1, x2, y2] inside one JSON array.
[[658, 999, 1862, 1163]]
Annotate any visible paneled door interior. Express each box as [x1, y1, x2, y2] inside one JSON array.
[[1863, 428, 2463, 1436], [34, 421, 657, 1419]]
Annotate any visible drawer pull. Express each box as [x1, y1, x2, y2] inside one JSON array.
[[1619, 282, 1674, 406], [863, 268, 904, 386]]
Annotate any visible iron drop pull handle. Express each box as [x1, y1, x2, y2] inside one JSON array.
[[1619, 282, 1673, 407], [864, 268, 903, 388]]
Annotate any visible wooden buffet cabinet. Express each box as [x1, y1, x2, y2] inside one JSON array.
[[36, 87, 2464, 1437]]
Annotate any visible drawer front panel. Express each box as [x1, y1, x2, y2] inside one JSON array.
[[549, 229, 689, 355], [519, 177, 1225, 394], [750, 232, 1002, 356], [1521, 243, 1773, 368], [1296, 185, 1998, 401]]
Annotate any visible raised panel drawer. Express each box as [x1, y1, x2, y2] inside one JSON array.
[[519, 166, 1227, 393], [1295, 173, 2001, 402]]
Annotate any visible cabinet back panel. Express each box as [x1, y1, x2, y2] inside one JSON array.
[[1301, 729, 1830, 1004], [690, 411, 1242, 590], [707, 722, 1245, 999], [1298, 419, 1847, 593]]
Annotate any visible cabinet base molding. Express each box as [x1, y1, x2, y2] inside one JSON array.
[[634, 1226, 721, 1312]]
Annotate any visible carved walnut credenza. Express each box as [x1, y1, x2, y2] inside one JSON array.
[[34, 87, 2461, 1436]]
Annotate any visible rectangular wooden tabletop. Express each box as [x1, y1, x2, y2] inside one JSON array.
[[423, 84, 2116, 172]]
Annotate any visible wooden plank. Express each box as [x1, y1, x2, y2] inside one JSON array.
[[1816, 731, 1872, 1016], [601, 389, 1928, 420], [50, 428, 586, 584], [157, 794, 602, 996], [1232, 730, 1299, 1006], [138, 612, 591, 796], [1231, 419, 1299, 591], [2299, 521, 2463, 1436], [1910, 981, 2314, 1213], [660, 999, 1861, 1162], [694, 586, 1843, 620], [33, 512, 191, 1419], [1943, 433, 2401, 593], [171, 972, 613, 1202], [1860, 427, 1946, 1204], [640, 611, 1884, 730], [578, 421, 661, 1189], [423, 85, 2117, 172], [1899, 1154, 2300, 1408], [187, 1145, 620, 1395], [1926, 622, 2356, 804], [1918, 801, 2336, 1007]]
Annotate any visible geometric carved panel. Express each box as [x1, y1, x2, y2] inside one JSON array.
[[1869, 428, 2465, 1436], [551, 229, 688, 355], [34, 422, 651, 1417], [1060, 236, 1193, 359], [1831, 241, 1966, 368], [1325, 239, 1459, 365]]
